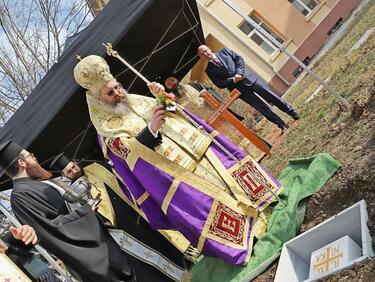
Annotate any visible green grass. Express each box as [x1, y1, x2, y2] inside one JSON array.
[[259, 1, 375, 175]]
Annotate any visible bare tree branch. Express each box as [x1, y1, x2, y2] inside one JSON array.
[[0, 0, 92, 125]]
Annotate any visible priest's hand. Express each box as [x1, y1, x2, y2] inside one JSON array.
[[9, 225, 38, 246], [147, 82, 165, 96], [150, 105, 166, 134], [0, 239, 8, 253]]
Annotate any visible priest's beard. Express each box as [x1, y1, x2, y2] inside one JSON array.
[[98, 89, 132, 115], [26, 163, 53, 180]]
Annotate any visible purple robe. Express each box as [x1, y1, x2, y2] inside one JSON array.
[[97, 110, 282, 265]]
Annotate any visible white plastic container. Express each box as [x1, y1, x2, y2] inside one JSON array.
[[274, 200, 374, 282]]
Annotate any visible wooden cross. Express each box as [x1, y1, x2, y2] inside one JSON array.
[[201, 89, 271, 156]]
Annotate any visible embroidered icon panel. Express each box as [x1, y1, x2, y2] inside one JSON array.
[[231, 160, 274, 201], [107, 137, 130, 159], [208, 202, 246, 245]]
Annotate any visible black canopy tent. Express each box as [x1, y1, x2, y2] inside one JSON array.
[[0, 0, 204, 190]]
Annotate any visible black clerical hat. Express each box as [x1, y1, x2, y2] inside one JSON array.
[[50, 153, 70, 171], [0, 140, 23, 170]]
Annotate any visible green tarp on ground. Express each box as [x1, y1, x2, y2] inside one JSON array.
[[190, 153, 342, 282]]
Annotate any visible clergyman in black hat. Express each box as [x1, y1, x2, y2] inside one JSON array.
[[50, 152, 82, 182], [48, 152, 194, 282], [0, 140, 135, 282]]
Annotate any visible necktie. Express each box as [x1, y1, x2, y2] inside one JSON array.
[[212, 58, 222, 67]]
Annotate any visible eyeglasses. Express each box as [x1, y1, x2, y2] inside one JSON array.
[[107, 83, 123, 97], [22, 153, 37, 161]]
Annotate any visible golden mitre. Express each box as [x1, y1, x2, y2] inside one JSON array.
[[74, 55, 113, 96]]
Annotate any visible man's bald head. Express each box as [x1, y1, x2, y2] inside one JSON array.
[[197, 45, 213, 60]]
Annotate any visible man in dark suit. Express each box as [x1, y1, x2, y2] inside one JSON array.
[[198, 45, 299, 133]]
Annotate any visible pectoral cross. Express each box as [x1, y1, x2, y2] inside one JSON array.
[[201, 89, 271, 156]]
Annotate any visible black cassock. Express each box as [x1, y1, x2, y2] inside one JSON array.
[[10, 177, 135, 282]]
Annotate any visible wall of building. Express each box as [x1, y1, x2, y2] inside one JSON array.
[[278, 0, 360, 82], [244, 0, 316, 45], [193, 0, 359, 95], [192, 0, 291, 94]]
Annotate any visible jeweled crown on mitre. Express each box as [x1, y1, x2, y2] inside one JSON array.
[[74, 55, 113, 96]]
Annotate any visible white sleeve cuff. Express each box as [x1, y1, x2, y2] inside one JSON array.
[[148, 124, 159, 138]]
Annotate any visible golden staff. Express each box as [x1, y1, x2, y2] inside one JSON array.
[[102, 43, 286, 207]]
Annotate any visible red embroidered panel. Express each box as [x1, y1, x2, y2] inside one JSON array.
[[231, 160, 274, 201], [208, 202, 246, 245], [107, 137, 129, 159]]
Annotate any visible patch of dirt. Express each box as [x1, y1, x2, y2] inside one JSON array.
[[253, 94, 375, 282], [235, 3, 375, 281], [252, 21, 375, 282], [321, 259, 375, 282], [350, 100, 367, 120], [262, 120, 300, 151], [252, 262, 278, 282]]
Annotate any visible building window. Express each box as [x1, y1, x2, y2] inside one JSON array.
[[327, 18, 343, 36], [239, 14, 284, 55], [292, 56, 312, 78], [288, 0, 318, 16]]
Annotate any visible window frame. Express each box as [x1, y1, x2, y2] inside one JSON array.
[[238, 14, 284, 57], [288, 0, 319, 16]]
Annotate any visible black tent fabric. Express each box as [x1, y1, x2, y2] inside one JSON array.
[[0, 0, 204, 190]]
